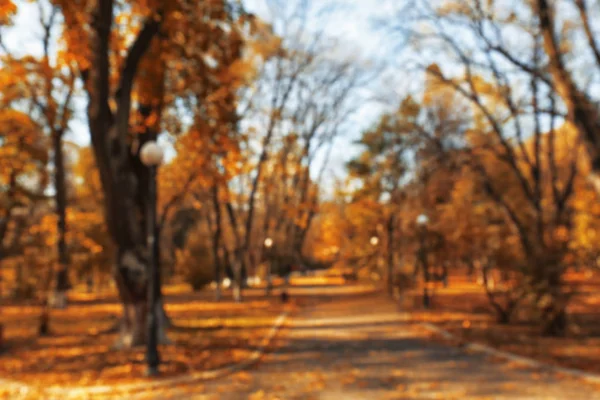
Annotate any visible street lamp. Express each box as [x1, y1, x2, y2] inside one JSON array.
[[264, 237, 273, 294], [370, 235, 382, 282], [416, 213, 430, 308], [370, 236, 379, 246], [140, 140, 164, 377]]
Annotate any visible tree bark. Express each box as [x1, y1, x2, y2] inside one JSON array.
[[543, 307, 568, 337], [386, 214, 395, 297], [224, 197, 244, 301], [52, 129, 70, 309], [482, 261, 519, 325], [210, 184, 222, 301], [536, 0, 600, 192], [419, 230, 430, 308], [86, 0, 167, 347]]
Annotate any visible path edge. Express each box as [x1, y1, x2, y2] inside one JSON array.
[[420, 322, 600, 385]]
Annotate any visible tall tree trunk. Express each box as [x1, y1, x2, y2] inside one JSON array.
[[224, 199, 244, 301], [386, 214, 395, 297], [261, 177, 275, 295], [418, 231, 430, 308], [86, 0, 165, 348], [52, 129, 70, 309], [210, 184, 222, 301], [0, 216, 9, 301], [536, 0, 600, 193]]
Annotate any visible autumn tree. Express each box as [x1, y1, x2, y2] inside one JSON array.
[[0, 110, 48, 297], [347, 107, 409, 295], [46, 0, 252, 346], [533, 0, 600, 194], [180, 0, 369, 300], [1, 0, 77, 308], [254, 10, 367, 273], [69, 146, 114, 290], [347, 69, 468, 297], [382, 1, 587, 333]]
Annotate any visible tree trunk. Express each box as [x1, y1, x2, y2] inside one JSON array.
[[210, 184, 222, 301], [224, 199, 245, 300], [52, 129, 70, 309], [112, 249, 146, 347], [482, 263, 518, 325], [112, 249, 168, 348], [543, 306, 567, 337], [418, 232, 431, 308], [386, 214, 395, 297], [540, 268, 568, 336], [495, 307, 511, 325], [422, 263, 430, 308], [232, 249, 243, 302], [536, 0, 600, 194]]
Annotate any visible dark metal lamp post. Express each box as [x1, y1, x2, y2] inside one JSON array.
[[370, 235, 380, 281], [140, 140, 164, 377], [416, 214, 430, 309], [264, 237, 273, 294]]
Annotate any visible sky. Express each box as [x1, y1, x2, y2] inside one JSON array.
[[241, 0, 398, 185], [1, 0, 399, 190]]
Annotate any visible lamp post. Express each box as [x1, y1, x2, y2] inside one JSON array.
[[370, 236, 379, 246], [264, 237, 273, 295], [140, 140, 164, 377], [416, 214, 430, 308], [370, 235, 381, 281]]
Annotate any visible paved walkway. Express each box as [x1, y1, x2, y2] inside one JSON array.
[[158, 293, 600, 399]]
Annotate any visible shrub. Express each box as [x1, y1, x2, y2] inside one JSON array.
[[176, 230, 215, 292]]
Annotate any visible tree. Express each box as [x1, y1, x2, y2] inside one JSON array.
[[51, 0, 251, 347], [347, 107, 410, 295], [1, 0, 77, 308], [534, 0, 600, 194], [0, 109, 48, 297], [347, 72, 468, 296], [185, 0, 368, 300], [384, 2, 585, 333], [69, 146, 114, 290], [247, 5, 366, 278]]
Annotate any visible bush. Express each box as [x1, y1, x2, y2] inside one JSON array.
[[185, 262, 214, 291], [176, 231, 215, 292]]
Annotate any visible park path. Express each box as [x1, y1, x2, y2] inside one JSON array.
[[156, 291, 600, 400]]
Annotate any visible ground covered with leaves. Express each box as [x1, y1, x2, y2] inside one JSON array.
[[0, 286, 287, 394], [404, 272, 600, 376]]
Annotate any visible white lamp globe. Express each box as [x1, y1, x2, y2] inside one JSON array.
[[140, 141, 164, 167], [370, 236, 379, 246], [264, 237, 273, 248], [416, 214, 429, 226]]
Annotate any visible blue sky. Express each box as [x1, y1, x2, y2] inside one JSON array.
[[240, 0, 403, 186], [1, 0, 397, 187], [1, 0, 90, 148], [242, 0, 400, 185]]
